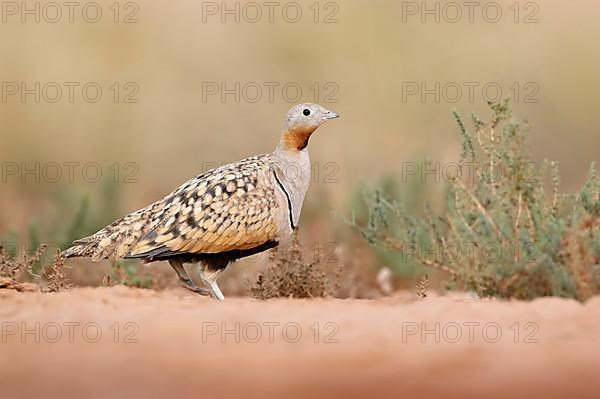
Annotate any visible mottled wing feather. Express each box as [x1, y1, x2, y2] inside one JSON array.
[[126, 155, 278, 259]]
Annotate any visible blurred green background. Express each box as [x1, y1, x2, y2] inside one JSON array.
[[0, 1, 598, 287]]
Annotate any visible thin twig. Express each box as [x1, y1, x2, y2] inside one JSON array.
[[456, 181, 508, 245]]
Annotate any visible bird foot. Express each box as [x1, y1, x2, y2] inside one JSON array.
[[208, 288, 225, 301], [180, 280, 211, 297], [199, 279, 225, 301]]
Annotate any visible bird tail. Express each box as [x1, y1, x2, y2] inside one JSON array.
[[61, 233, 112, 261], [61, 205, 159, 262], [61, 239, 99, 259], [62, 223, 141, 262]]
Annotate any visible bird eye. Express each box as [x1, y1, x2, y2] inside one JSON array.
[[303, 109, 311, 116]]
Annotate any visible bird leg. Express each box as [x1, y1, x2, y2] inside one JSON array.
[[198, 264, 225, 301], [168, 259, 210, 296]]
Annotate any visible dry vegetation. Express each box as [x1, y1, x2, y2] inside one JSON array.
[[42, 249, 73, 293], [0, 244, 71, 293], [416, 274, 429, 299], [246, 233, 342, 299]]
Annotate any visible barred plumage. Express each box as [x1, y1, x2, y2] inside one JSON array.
[[63, 103, 339, 300]]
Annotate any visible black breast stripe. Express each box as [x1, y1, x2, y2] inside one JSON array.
[[272, 170, 296, 230]]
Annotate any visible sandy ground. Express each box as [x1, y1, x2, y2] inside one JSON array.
[[1, 287, 599, 399]]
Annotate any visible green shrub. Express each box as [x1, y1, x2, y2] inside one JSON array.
[[354, 100, 600, 301], [348, 175, 432, 279]]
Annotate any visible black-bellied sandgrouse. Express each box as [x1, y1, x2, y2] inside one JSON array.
[[63, 103, 339, 300]]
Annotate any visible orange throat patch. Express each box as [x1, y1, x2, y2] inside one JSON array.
[[281, 126, 317, 151]]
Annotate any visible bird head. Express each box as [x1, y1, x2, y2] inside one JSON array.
[[279, 103, 339, 151]]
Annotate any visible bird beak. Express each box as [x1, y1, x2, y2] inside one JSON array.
[[324, 110, 339, 120]]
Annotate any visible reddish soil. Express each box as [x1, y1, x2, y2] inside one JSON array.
[[1, 287, 599, 399]]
